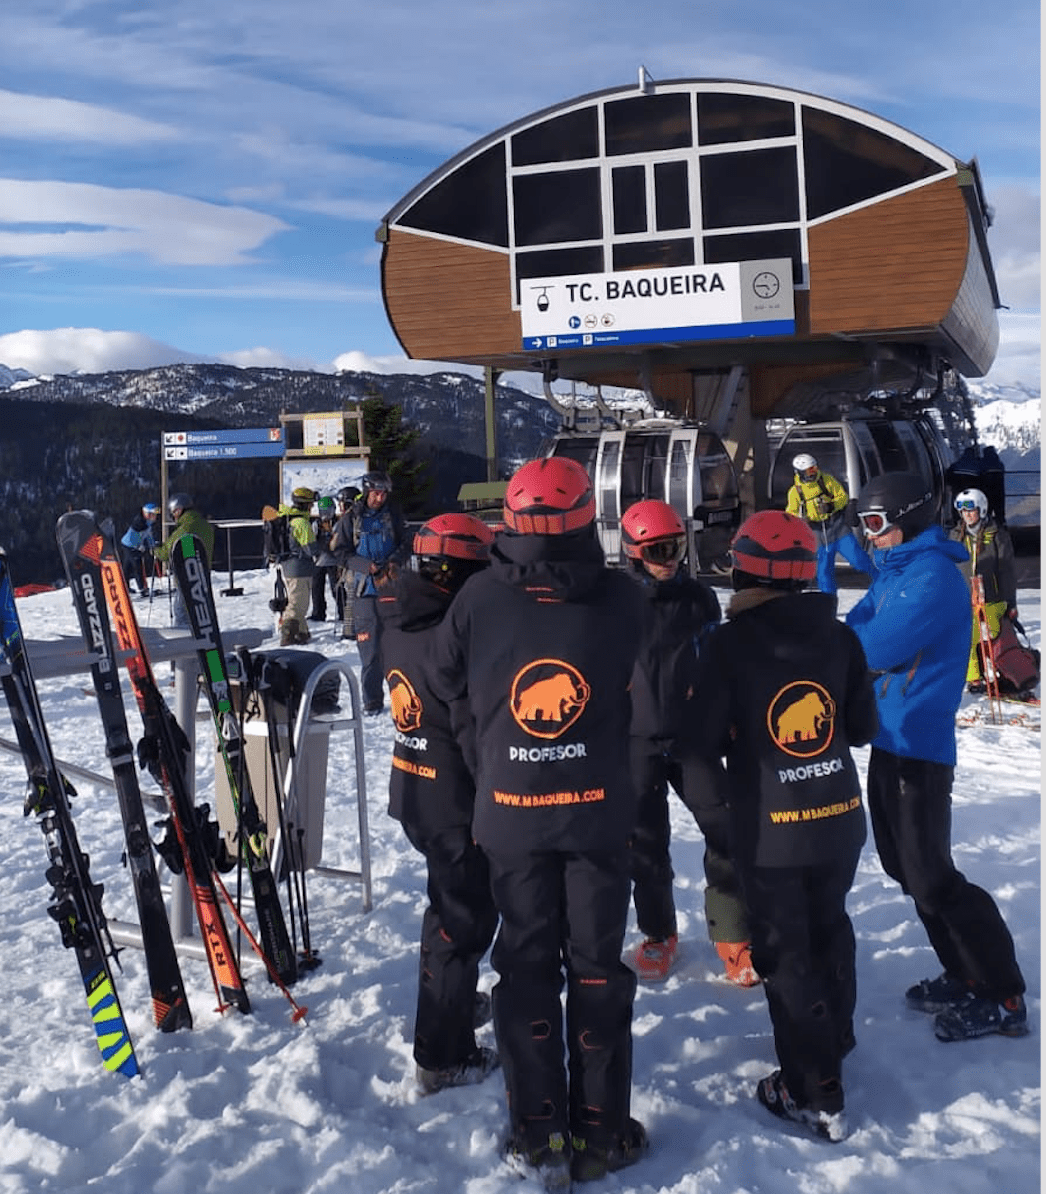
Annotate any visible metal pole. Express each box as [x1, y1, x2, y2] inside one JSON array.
[[484, 366, 501, 482]]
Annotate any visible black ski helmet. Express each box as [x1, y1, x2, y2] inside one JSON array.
[[338, 485, 361, 506], [361, 471, 392, 494], [168, 492, 193, 517], [856, 471, 935, 541]]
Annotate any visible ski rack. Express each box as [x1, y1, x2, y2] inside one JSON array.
[[267, 659, 372, 913]]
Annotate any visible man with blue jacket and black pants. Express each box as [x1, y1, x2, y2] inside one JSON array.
[[846, 472, 1027, 1042], [331, 471, 408, 714]]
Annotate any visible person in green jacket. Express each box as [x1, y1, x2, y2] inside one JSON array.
[[154, 492, 215, 627], [785, 454, 873, 596], [275, 487, 320, 646], [947, 487, 1018, 692]]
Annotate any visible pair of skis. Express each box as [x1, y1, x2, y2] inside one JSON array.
[[0, 545, 140, 1078]]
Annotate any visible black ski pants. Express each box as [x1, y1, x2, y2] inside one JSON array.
[[629, 739, 750, 944], [867, 747, 1025, 1002], [485, 848, 636, 1153], [740, 855, 860, 1114], [309, 565, 341, 620], [400, 822, 498, 1071]]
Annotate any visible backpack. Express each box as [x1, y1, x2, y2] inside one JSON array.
[[263, 513, 292, 564], [263, 512, 309, 565], [992, 617, 1041, 695]]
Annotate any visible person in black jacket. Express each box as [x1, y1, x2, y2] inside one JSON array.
[[430, 457, 649, 1189], [377, 513, 500, 1095], [689, 510, 878, 1143], [619, 499, 755, 986]]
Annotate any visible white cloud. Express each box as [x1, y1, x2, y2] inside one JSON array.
[[0, 180, 289, 265], [0, 328, 206, 374], [0, 88, 180, 144]]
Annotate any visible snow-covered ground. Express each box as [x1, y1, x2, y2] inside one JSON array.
[[0, 568, 1039, 1194]]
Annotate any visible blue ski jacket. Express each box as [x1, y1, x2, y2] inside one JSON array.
[[845, 526, 970, 765]]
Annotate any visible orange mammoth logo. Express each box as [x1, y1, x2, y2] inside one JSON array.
[[510, 659, 591, 740], [767, 681, 836, 758], [387, 669, 423, 733]]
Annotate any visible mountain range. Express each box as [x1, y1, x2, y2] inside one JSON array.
[[0, 361, 1038, 584]]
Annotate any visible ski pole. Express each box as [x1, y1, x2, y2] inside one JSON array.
[[212, 872, 308, 1023], [972, 576, 1002, 723]]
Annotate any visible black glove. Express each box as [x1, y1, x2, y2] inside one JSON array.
[[137, 735, 164, 785]]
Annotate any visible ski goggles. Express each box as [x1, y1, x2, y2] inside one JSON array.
[[856, 508, 895, 538], [640, 535, 686, 565], [954, 497, 980, 512]]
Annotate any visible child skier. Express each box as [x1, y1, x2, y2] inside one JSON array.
[[619, 499, 755, 985], [689, 510, 878, 1142], [377, 513, 500, 1095]]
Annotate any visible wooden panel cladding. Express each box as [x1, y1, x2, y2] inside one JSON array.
[[383, 231, 521, 361], [808, 177, 969, 334], [747, 361, 860, 419]]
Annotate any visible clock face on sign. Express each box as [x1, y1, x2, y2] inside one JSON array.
[[753, 271, 780, 299]]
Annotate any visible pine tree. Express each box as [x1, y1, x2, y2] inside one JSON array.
[[358, 393, 433, 518]]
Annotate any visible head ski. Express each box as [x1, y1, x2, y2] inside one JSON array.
[[0, 548, 139, 1077], [56, 511, 192, 1033], [168, 533, 297, 986]]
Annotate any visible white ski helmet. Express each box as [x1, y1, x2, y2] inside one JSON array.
[[954, 488, 988, 519], [792, 453, 818, 479]]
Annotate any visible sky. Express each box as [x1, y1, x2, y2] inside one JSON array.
[[0, 572, 1038, 1193], [0, 1, 1040, 390]]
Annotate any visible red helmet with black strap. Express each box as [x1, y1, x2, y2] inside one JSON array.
[[503, 457, 595, 535], [410, 512, 494, 593], [412, 513, 494, 560], [621, 500, 687, 566], [730, 510, 817, 583]]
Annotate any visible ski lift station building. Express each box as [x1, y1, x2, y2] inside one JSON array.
[[375, 74, 1001, 527]]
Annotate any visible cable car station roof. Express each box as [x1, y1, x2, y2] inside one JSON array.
[[377, 77, 1000, 421]]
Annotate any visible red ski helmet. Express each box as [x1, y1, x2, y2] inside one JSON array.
[[503, 457, 595, 535], [411, 513, 494, 593], [621, 500, 686, 565], [730, 510, 817, 583], [412, 513, 495, 561]]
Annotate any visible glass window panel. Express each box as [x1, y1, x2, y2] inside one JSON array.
[[697, 92, 795, 145], [643, 434, 670, 500], [654, 160, 690, 230], [613, 238, 695, 270], [399, 142, 509, 246], [613, 166, 647, 235], [803, 108, 944, 219], [515, 246, 605, 299], [703, 229, 802, 284], [513, 169, 602, 246], [668, 440, 691, 510], [696, 433, 739, 502], [620, 438, 647, 507], [604, 93, 692, 156], [700, 147, 800, 227], [511, 106, 600, 166]]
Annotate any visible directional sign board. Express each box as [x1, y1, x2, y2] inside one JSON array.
[[163, 427, 284, 461]]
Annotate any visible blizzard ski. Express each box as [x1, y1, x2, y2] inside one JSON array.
[[84, 522, 251, 1015], [56, 512, 192, 1033], [0, 547, 139, 1077], [169, 533, 297, 986]]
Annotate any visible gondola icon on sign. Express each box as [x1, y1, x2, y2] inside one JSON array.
[[532, 286, 552, 312]]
